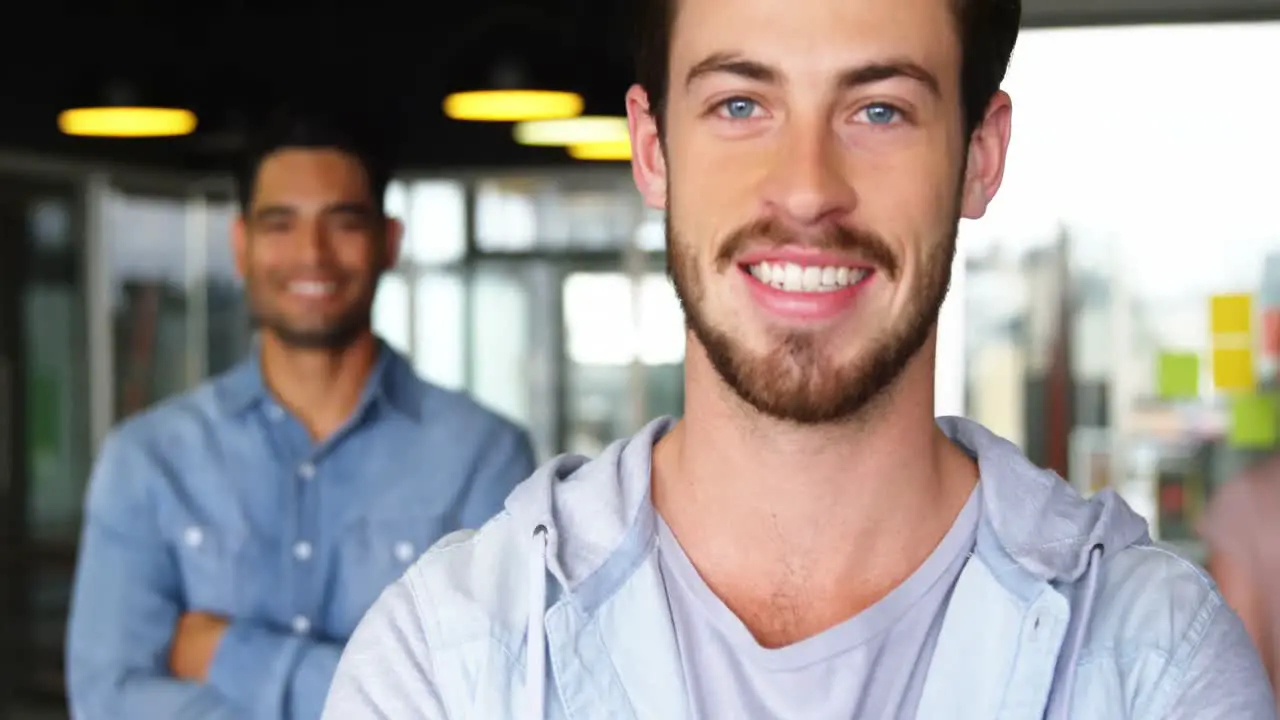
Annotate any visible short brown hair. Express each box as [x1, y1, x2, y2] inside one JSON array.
[[633, 0, 1021, 137]]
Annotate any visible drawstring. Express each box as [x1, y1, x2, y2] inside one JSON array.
[[525, 524, 549, 720], [1045, 543, 1104, 720]]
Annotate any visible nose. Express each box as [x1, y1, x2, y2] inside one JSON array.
[[761, 119, 857, 227], [294, 218, 332, 264]]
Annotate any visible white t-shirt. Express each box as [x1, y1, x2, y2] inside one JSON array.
[[657, 485, 980, 719]]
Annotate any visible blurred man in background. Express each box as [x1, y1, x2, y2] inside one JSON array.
[[65, 111, 536, 720]]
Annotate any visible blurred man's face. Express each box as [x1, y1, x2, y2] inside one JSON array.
[[234, 148, 401, 350], [627, 0, 1010, 423]]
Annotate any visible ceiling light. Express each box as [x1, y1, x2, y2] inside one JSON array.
[[58, 107, 197, 138], [568, 140, 632, 161], [443, 90, 583, 122], [514, 116, 628, 146]]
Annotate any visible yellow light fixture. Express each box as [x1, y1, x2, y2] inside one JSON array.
[[58, 107, 198, 138], [443, 90, 583, 122], [567, 139, 632, 161], [514, 116, 629, 146]]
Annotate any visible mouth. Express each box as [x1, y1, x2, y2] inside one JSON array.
[[741, 261, 873, 294], [735, 256, 877, 324], [287, 280, 339, 299]]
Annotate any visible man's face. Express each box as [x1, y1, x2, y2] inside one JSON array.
[[234, 148, 401, 350], [627, 0, 1011, 423]]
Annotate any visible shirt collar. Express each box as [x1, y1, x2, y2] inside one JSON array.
[[215, 335, 422, 423]]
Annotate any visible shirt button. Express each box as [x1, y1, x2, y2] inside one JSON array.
[[183, 526, 203, 548], [293, 541, 312, 561], [265, 404, 284, 421], [297, 462, 315, 480], [291, 615, 311, 635], [394, 541, 415, 563]]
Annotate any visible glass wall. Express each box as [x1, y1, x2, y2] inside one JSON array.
[[0, 173, 92, 714], [102, 183, 245, 421], [374, 172, 679, 460], [959, 22, 1280, 559]]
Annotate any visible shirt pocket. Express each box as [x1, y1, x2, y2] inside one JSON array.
[[157, 502, 246, 614], [333, 510, 447, 630]]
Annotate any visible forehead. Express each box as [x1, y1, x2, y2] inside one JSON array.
[[253, 148, 372, 205], [669, 0, 959, 85]]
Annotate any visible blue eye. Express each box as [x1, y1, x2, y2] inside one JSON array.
[[721, 98, 757, 119], [862, 104, 900, 125]]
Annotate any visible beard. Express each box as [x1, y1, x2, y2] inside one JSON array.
[[246, 272, 374, 351], [666, 207, 959, 426]]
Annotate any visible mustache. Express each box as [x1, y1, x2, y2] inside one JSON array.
[[713, 218, 900, 280]]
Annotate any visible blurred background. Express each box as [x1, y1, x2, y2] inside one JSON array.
[[2, 4, 1280, 717]]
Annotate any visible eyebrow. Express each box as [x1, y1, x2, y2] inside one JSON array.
[[252, 201, 374, 223], [684, 51, 941, 98]]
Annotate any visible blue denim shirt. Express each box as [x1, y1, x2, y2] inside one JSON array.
[[65, 342, 537, 720]]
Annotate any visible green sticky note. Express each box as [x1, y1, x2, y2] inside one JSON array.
[[1157, 352, 1199, 399], [1230, 393, 1279, 449]]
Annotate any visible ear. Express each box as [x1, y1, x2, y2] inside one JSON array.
[[232, 215, 249, 279], [627, 84, 668, 210], [960, 90, 1013, 220], [382, 216, 404, 270]]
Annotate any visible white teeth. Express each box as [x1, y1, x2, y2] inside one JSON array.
[[783, 263, 803, 291], [801, 265, 821, 291], [289, 280, 337, 297], [746, 261, 869, 293]]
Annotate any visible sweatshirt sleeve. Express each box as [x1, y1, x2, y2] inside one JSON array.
[[321, 577, 449, 719]]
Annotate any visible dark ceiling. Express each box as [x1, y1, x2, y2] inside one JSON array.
[[1, 8, 636, 174], [8, 7, 1279, 175]]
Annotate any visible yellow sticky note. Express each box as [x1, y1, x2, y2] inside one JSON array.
[[1230, 393, 1279, 448], [1211, 293, 1253, 337], [1213, 347, 1255, 391], [1157, 352, 1199, 399], [1213, 345, 1254, 389]]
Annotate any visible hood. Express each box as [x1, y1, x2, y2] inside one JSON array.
[[935, 417, 1150, 583], [505, 415, 1151, 607]]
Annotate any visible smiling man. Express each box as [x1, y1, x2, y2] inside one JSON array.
[[65, 112, 536, 720], [322, 0, 1276, 718]]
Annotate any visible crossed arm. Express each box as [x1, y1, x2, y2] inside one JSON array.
[[64, 435, 344, 720]]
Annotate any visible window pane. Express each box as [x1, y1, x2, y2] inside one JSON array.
[[562, 271, 685, 455], [373, 273, 410, 355], [104, 189, 251, 418], [385, 179, 409, 221], [470, 269, 531, 427], [960, 23, 1280, 555], [104, 190, 194, 418], [637, 275, 685, 366], [414, 271, 466, 389], [474, 174, 642, 252], [474, 179, 536, 251], [473, 261, 560, 459], [405, 180, 466, 265], [564, 273, 635, 365], [634, 208, 665, 251], [202, 200, 251, 376]]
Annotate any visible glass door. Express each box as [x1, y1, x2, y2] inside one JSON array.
[[561, 269, 686, 455], [0, 176, 88, 720]]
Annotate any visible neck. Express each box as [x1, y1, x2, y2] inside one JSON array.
[[258, 330, 380, 441], [652, 333, 977, 645]]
